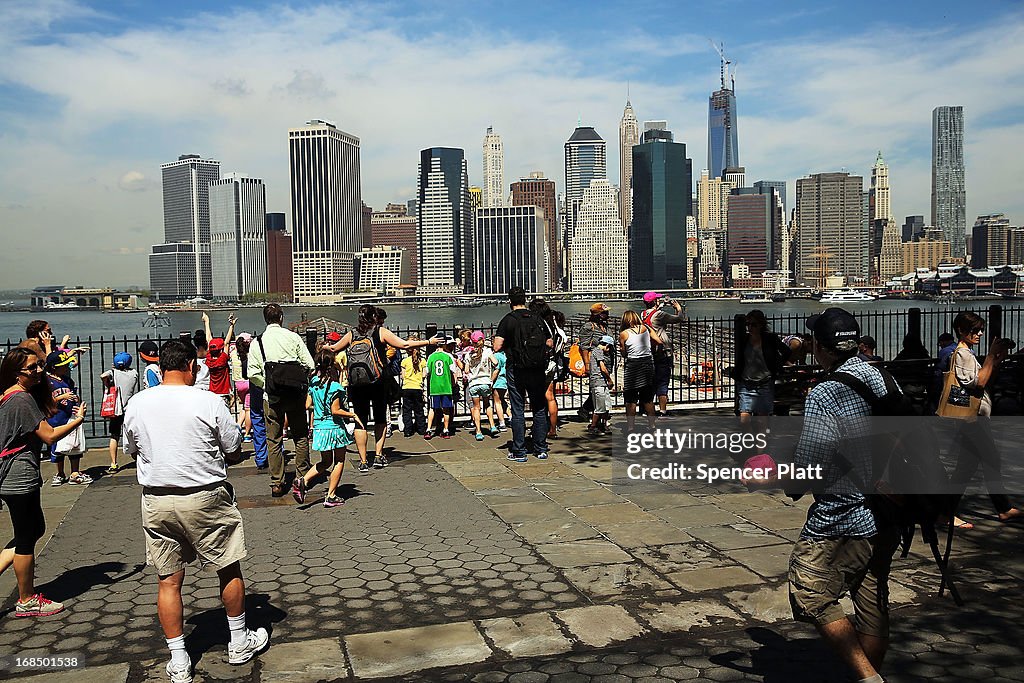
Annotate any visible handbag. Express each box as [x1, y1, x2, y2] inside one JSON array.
[[54, 422, 85, 455], [936, 343, 981, 420], [100, 385, 119, 418]]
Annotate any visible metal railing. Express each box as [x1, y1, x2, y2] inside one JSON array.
[[3, 305, 1021, 444]]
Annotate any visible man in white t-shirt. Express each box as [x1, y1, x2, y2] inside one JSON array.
[[122, 340, 269, 683]]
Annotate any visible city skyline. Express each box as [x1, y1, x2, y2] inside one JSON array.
[[0, 1, 1022, 288]]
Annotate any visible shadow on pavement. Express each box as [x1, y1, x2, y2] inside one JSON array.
[[37, 561, 146, 602], [710, 627, 847, 681], [186, 593, 285, 662]]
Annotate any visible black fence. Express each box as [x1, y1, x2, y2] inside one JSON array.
[[3, 305, 1020, 444]]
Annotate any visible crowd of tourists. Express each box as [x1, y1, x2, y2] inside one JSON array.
[[1, 295, 1022, 683]]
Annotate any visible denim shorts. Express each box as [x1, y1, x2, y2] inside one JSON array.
[[430, 395, 454, 410], [468, 383, 491, 399], [737, 382, 775, 415]]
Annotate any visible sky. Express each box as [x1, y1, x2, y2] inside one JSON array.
[[1, 0, 1023, 289]]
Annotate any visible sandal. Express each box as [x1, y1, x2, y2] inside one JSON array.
[[939, 516, 973, 530]]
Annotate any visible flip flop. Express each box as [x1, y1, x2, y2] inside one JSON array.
[[939, 517, 974, 530]]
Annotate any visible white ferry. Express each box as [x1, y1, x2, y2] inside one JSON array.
[[739, 291, 772, 304], [818, 289, 876, 303], [43, 301, 80, 310]]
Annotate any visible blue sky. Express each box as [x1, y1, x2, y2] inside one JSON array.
[[1, 0, 1022, 287]]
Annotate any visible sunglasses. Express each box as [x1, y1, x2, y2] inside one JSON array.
[[20, 362, 43, 373]]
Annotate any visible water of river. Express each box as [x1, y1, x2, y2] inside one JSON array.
[[0, 296, 999, 362]]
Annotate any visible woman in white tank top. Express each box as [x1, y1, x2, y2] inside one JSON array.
[[618, 311, 662, 432]]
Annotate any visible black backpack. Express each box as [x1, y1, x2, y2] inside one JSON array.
[[832, 368, 964, 606], [256, 335, 309, 399], [511, 311, 549, 370]]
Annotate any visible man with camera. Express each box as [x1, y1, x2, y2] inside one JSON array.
[[248, 304, 314, 497], [641, 292, 687, 416]]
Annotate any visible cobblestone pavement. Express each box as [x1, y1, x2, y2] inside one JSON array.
[[1, 418, 1022, 682]]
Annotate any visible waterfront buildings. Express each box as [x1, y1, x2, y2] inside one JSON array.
[[482, 127, 506, 209], [618, 101, 640, 231], [794, 172, 867, 287], [473, 206, 547, 295], [209, 174, 267, 301], [511, 172, 560, 290], [149, 154, 220, 300], [707, 51, 739, 180], [932, 106, 966, 258], [417, 147, 472, 294], [570, 179, 627, 292], [370, 206, 418, 285], [628, 123, 692, 290], [902, 237, 951, 273], [971, 213, 1012, 269], [356, 246, 409, 295], [564, 126, 608, 253], [288, 120, 363, 302], [726, 186, 779, 283], [265, 213, 293, 299]]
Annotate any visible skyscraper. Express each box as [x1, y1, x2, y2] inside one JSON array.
[[564, 125, 607, 249], [869, 151, 893, 281], [932, 106, 966, 258], [209, 174, 267, 301], [971, 213, 1011, 268], [571, 179, 627, 292], [795, 172, 867, 286], [482, 127, 505, 209], [707, 48, 739, 179], [726, 186, 778, 282], [618, 101, 640, 231], [511, 172, 560, 290], [754, 180, 787, 216], [149, 154, 220, 300], [628, 123, 692, 290], [903, 215, 925, 243], [265, 213, 293, 300], [474, 206, 546, 295], [371, 207, 418, 285], [288, 120, 363, 302], [417, 147, 472, 294]]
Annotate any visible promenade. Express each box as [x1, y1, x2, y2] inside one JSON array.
[[1, 420, 1022, 682]]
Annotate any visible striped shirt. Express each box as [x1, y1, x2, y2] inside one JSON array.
[[794, 356, 888, 540]]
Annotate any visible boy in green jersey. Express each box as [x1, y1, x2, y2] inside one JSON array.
[[425, 338, 461, 439]]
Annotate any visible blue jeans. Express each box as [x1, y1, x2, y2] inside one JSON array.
[[506, 365, 549, 457], [250, 384, 268, 467]]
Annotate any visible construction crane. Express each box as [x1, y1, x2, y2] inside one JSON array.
[[709, 40, 730, 90]]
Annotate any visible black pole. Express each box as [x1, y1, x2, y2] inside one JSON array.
[[988, 304, 1003, 342], [305, 328, 319, 356]]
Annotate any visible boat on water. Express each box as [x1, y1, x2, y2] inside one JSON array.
[[818, 289, 876, 303], [739, 291, 772, 304], [43, 301, 81, 310]]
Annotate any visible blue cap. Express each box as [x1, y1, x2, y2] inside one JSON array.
[[113, 352, 133, 369], [599, 335, 615, 345]]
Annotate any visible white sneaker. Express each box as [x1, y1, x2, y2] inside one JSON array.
[[51, 474, 67, 487], [165, 660, 193, 683], [227, 627, 269, 665], [69, 473, 93, 485]]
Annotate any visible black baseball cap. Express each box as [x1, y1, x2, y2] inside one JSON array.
[[805, 307, 860, 351], [139, 340, 160, 362]]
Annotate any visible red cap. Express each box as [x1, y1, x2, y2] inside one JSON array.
[[208, 338, 225, 352], [326, 331, 342, 342]]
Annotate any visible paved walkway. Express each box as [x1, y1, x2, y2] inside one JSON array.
[[1, 419, 1022, 682]]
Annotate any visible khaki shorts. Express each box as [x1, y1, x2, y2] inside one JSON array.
[[788, 529, 900, 638], [142, 484, 247, 576]]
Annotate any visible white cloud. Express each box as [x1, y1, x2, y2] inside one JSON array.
[[118, 170, 150, 192], [0, 2, 1021, 287]]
